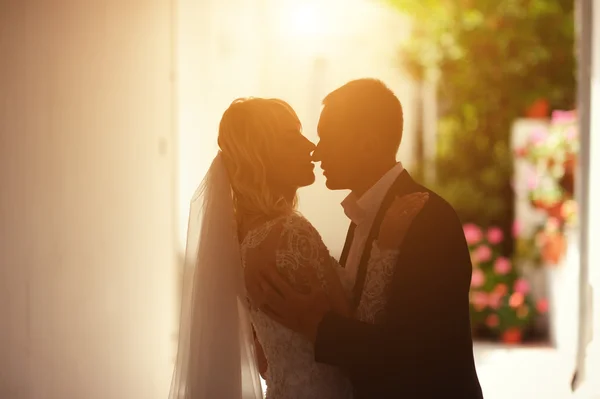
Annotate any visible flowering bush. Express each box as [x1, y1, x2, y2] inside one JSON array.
[[466, 223, 548, 342], [514, 110, 579, 265], [516, 110, 578, 220]]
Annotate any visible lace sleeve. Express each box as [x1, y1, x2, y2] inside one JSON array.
[[274, 214, 338, 294]]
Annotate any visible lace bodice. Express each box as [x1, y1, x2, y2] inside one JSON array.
[[241, 213, 400, 399], [354, 242, 399, 324], [241, 213, 353, 399]]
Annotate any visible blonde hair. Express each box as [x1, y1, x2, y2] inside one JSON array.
[[217, 97, 301, 228]]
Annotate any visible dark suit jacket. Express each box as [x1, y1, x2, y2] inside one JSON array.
[[314, 171, 484, 399]]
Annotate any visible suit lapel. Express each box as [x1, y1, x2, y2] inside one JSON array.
[[339, 222, 356, 267], [351, 171, 418, 309]]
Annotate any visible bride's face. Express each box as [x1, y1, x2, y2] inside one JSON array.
[[266, 126, 316, 190]]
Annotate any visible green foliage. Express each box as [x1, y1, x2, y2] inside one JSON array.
[[390, 0, 576, 244]]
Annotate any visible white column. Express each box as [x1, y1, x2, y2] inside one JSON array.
[[0, 2, 178, 398], [579, 0, 600, 397]]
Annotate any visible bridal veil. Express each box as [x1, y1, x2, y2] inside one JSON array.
[[169, 152, 263, 399]]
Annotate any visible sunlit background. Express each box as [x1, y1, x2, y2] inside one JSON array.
[[177, 0, 421, 258], [1, 1, 599, 398]]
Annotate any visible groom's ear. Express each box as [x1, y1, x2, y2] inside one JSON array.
[[358, 133, 380, 155]]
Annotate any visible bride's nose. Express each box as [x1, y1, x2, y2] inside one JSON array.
[[311, 144, 321, 162]]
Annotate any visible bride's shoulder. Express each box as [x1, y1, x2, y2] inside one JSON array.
[[242, 212, 325, 270], [241, 212, 318, 249], [278, 212, 324, 235], [247, 211, 309, 231]]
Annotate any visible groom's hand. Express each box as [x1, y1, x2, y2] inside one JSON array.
[[245, 260, 331, 343]]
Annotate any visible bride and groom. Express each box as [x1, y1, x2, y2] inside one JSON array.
[[169, 78, 484, 399]]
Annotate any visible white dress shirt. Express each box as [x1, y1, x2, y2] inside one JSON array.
[[341, 162, 405, 286]]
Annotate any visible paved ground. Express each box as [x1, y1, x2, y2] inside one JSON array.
[[259, 343, 577, 398], [474, 343, 575, 399]]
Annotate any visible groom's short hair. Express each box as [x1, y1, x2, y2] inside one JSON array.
[[322, 78, 403, 154]]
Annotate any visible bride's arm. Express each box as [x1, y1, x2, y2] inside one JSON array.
[[244, 214, 351, 320], [253, 327, 268, 378], [245, 193, 430, 343], [274, 214, 351, 318]]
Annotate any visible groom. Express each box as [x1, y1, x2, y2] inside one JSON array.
[[248, 78, 483, 398]]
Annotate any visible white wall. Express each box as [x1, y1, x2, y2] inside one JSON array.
[[177, 0, 265, 249], [177, 0, 416, 257], [0, 2, 178, 398]]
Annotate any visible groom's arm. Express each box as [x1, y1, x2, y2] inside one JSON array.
[[314, 204, 472, 370]]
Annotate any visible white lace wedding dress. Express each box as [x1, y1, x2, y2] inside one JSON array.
[[241, 212, 398, 399]]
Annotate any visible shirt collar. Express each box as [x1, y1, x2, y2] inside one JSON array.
[[341, 162, 404, 225]]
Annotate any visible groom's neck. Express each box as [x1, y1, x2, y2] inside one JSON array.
[[351, 158, 397, 197]]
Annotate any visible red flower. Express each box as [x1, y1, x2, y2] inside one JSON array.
[[494, 283, 508, 296], [515, 147, 528, 157], [509, 292, 524, 308], [485, 314, 500, 328], [536, 298, 549, 314], [502, 328, 523, 344], [525, 98, 549, 119]]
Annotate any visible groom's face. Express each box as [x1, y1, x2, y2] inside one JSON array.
[[313, 105, 368, 190]]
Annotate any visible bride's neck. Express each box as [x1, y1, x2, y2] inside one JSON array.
[[278, 186, 297, 205], [235, 185, 297, 239]]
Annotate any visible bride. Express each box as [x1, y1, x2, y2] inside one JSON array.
[[169, 98, 427, 399]]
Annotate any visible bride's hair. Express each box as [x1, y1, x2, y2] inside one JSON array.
[[218, 97, 301, 227]]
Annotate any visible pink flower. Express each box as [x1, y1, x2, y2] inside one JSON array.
[[536, 298, 549, 313], [551, 110, 576, 124], [486, 314, 500, 328], [471, 292, 488, 311], [530, 127, 549, 145], [512, 220, 522, 237], [487, 227, 504, 244], [463, 224, 483, 245], [474, 245, 492, 263], [514, 279, 531, 295], [494, 257, 512, 275], [527, 172, 539, 190], [566, 126, 577, 141], [487, 292, 503, 309], [471, 269, 485, 288]]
